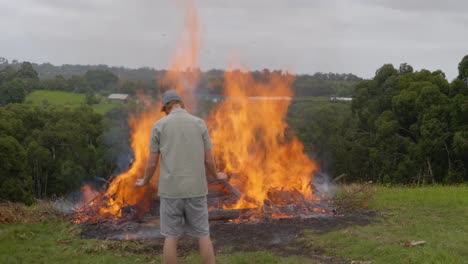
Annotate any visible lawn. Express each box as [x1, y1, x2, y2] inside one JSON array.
[[25, 90, 123, 115], [26, 90, 86, 105], [0, 221, 309, 264], [1, 186, 466, 263], [302, 185, 468, 263]]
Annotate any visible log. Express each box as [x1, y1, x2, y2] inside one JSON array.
[[219, 179, 241, 198], [208, 209, 241, 221], [208, 179, 241, 198], [208, 181, 230, 197], [208, 208, 262, 221]]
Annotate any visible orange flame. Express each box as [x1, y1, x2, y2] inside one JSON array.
[[80, 185, 99, 205], [75, 1, 320, 222], [159, 0, 200, 110], [79, 0, 202, 220], [97, 101, 164, 218], [208, 69, 317, 208]]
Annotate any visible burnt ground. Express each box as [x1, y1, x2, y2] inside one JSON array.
[[80, 211, 378, 263]]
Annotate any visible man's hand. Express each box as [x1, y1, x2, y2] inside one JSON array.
[[135, 178, 146, 187], [140, 152, 160, 187], [216, 172, 228, 180]]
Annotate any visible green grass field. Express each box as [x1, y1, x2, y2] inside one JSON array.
[[25, 90, 123, 115], [1, 186, 467, 263], [303, 185, 468, 263], [26, 90, 86, 105]]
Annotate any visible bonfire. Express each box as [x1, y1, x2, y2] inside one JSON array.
[[73, 0, 331, 225]]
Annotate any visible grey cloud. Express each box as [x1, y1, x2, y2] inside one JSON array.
[[0, 0, 466, 80], [33, 0, 97, 11], [364, 0, 468, 13]]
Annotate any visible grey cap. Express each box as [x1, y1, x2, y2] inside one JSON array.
[[161, 90, 183, 110]]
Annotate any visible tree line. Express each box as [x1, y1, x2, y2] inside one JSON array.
[[1, 56, 466, 204], [289, 55, 468, 184], [0, 104, 117, 204], [0, 58, 362, 98], [0, 65, 130, 204]]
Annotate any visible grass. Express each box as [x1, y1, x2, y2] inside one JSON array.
[[0, 221, 159, 264], [184, 252, 311, 264], [92, 101, 123, 115], [26, 90, 85, 105], [1, 186, 467, 263], [0, 221, 311, 264], [302, 185, 468, 263], [25, 90, 123, 115]]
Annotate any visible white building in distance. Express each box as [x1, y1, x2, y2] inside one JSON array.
[[329, 97, 353, 102], [108, 94, 129, 102]]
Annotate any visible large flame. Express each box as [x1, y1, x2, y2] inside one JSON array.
[[159, 0, 200, 110], [96, 103, 164, 218], [79, 0, 201, 220], [208, 69, 318, 209], [75, 1, 319, 222]]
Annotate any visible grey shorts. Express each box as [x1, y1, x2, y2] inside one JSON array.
[[160, 196, 210, 238]]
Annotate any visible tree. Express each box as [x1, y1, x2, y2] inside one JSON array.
[[67, 75, 90, 93], [85, 92, 100, 105], [399, 63, 414, 74], [0, 136, 33, 204], [85, 70, 118, 92], [27, 141, 52, 198], [40, 75, 69, 91], [16, 62, 39, 80], [349, 61, 465, 183], [0, 57, 8, 65], [0, 79, 26, 105], [0, 103, 118, 202], [458, 55, 468, 81]]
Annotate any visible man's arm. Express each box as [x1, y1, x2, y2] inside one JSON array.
[[136, 152, 160, 186], [201, 120, 227, 181], [205, 149, 227, 181], [204, 149, 217, 180]]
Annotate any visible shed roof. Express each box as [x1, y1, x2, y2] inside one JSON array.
[[108, 94, 129, 100]]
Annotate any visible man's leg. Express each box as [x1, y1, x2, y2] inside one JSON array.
[[163, 237, 178, 264], [198, 236, 215, 264], [160, 198, 184, 264], [184, 196, 215, 264]]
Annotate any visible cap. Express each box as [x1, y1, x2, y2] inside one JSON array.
[[161, 90, 183, 111]]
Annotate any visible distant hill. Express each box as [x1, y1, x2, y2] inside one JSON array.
[[0, 58, 363, 97]]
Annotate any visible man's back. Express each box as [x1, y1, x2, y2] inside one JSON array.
[[150, 108, 212, 198]]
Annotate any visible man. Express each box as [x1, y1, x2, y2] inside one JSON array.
[[136, 90, 227, 264]]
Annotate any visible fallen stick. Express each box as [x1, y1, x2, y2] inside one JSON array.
[[332, 174, 347, 183], [403, 240, 427, 247]]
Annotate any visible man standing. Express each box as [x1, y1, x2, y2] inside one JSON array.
[[136, 90, 226, 264]]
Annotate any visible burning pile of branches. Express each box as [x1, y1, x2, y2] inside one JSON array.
[[72, 0, 334, 225], [73, 177, 335, 225], [72, 182, 154, 224], [207, 177, 335, 221]]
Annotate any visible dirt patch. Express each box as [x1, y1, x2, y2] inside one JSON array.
[[80, 211, 377, 263]]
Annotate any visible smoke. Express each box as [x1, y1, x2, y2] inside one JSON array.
[[311, 172, 336, 199], [52, 199, 76, 215], [102, 107, 133, 175]]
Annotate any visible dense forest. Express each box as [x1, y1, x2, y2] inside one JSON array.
[[0, 56, 467, 204], [289, 56, 468, 184], [0, 64, 130, 204]]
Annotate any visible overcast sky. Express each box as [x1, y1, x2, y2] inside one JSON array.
[[1, 0, 467, 80]]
